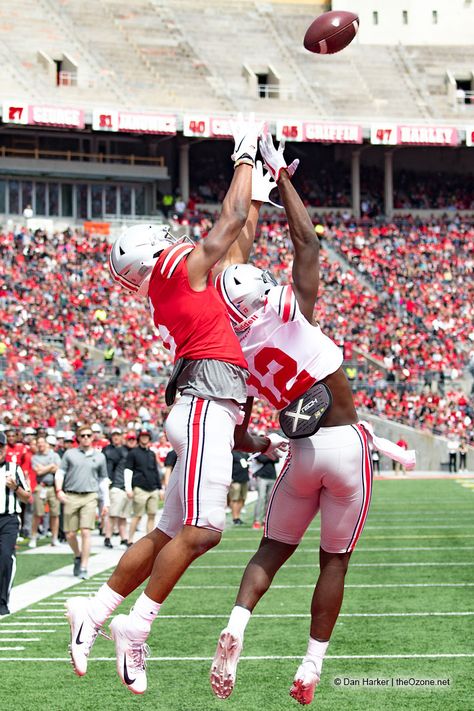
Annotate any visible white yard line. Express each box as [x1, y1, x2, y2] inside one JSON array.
[[0, 629, 55, 633], [1, 653, 473, 662], [0, 622, 67, 626], [203, 545, 474, 555], [6, 611, 474, 622], [8, 610, 68, 624], [97, 611, 474, 619], [172, 582, 474, 589], [190, 562, 474, 569]]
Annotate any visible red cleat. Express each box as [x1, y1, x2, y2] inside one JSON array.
[[290, 660, 320, 705]]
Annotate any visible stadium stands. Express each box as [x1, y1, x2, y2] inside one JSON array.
[[0, 0, 472, 117], [0, 212, 472, 443]]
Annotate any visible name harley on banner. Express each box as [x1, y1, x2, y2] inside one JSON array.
[[370, 124, 459, 146]]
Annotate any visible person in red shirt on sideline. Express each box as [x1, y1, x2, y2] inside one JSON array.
[[65, 115, 285, 696], [394, 438, 408, 474]]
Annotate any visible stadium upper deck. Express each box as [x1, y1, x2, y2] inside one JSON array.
[[0, 0, 472, 120]]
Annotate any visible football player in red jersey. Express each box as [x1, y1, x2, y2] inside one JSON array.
[[64, 115, 286, 696], [210, 135, 415, 705]]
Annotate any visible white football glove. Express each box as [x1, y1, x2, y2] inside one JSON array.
[[259, 132, 299, 182], [231, 113, 264, 163], [252, 160, 283, 208], [263, 432, 289, 459]]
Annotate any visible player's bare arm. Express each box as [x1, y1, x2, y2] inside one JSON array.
[[233, 397, 288, 457], [278, 171, 320, 323], [214, 159, 285, 277], [259, 132, 318, 324], [187, 115, 262, 289]]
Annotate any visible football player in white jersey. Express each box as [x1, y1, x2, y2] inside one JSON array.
[[210, 134, 414, 705]]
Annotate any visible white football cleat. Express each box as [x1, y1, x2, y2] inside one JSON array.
[[65, 597, 103, 676], [210, 629, 243, 700], [110, 614, 150, 695], [290, 659, 320, 705]]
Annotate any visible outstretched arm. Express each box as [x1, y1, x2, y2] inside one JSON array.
[[187, 115, 262, 289], [213, 200, 261, 278], [213, 159, 285, 277], [259, 133, 318, 323], [278, 171, 319, 323]]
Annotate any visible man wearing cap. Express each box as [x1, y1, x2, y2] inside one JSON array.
[[55, 424, 109, 579], [0, 431, 30, 615], [102, 429, 129, 549], [91, 424, 110, 451], [29, 436, 61, 548], [124, 430, 162, 544]]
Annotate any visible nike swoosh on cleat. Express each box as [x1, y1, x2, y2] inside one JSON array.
[[75, 622, 84, 645], [123, 655, 136, 686]]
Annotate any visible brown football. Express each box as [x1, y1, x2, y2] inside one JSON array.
[[303, 10, 359, 54]]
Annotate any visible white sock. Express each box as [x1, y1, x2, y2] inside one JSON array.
[[303, 637, 329, 674], [127, 592, 161, 638], [227, 605, 251, 639], [87, 583, 124, 627]]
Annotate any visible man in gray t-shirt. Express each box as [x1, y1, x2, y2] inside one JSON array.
[[55, 425, 109, 579], [30, 437, 61, 548]]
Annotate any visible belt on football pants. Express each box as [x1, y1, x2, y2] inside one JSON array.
[[279, 382, 332, 439]]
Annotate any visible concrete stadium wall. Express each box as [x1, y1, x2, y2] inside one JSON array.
[[359, 411, 472, 472], [333, 0, 474, 45]]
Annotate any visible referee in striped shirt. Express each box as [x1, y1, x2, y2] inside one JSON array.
[[0, 431, 30, 615]]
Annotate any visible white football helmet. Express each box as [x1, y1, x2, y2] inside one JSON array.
[[216, 264, 278, 327], [109, 224, 183, 295]]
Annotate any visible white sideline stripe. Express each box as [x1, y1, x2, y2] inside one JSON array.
[[191, 562, 474, 569], [149, 611, 474, 619], [1, 653, 473, 662], [0, 638, 40, 642], [172, 583, 474, 590], [9, 546, 123, 615]]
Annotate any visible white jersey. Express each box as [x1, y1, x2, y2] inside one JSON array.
[[237, 285, 343, 410]]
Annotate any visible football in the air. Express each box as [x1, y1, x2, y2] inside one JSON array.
[[303, 10, 359, 54]]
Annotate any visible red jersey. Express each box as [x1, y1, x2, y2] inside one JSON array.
[[6, 442, 28, 467], [148, 243, 247, 368]]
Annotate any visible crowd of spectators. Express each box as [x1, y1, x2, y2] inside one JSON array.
[[0, 209, 472, 443], [394, 171, 474, 211], [188, 163, 474, 214]]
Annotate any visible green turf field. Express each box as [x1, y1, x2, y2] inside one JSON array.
[[1, 479, 473, 710]]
